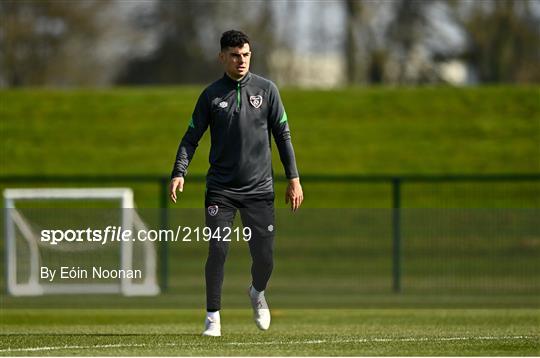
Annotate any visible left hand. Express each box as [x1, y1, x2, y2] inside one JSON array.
[[285, 178, 303, 212]]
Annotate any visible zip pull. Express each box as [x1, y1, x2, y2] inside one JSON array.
[[236, 82, 241, 110]]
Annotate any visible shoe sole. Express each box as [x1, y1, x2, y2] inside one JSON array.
[[202, 332, 221, 337]]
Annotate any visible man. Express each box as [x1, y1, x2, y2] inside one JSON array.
[[170, 30, 303, 337]]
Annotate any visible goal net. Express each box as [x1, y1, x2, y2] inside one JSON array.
[[4, 188, 160, 296]]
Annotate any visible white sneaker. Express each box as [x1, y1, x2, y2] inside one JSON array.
[[248, 286, 271, 331], [202, 317, 221, 337]]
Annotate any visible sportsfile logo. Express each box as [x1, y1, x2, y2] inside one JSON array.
[[40, 225, 252, 245]]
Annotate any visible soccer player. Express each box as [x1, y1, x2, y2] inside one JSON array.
[[169, 30, 303, 337]]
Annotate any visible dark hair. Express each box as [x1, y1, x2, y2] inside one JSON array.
[[220, 30, 250, 50]]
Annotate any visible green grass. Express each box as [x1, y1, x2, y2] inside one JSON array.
[[2, 86, 538, 175], [1, 86, 539, 207], [1, 309, 539, 356], [1, 86, 539, 355]]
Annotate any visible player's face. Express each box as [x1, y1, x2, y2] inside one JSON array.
[[220, 43, 251, 80]]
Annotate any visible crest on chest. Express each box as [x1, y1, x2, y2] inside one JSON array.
[[249, 95, 263, 109]]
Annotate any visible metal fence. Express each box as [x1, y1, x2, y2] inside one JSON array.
[[1, 173, 539, 293]]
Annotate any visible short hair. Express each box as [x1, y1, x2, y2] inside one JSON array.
[[220, 30, 250, 50]]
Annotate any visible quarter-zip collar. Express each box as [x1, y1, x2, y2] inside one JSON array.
[[223, 72, 252, 87]]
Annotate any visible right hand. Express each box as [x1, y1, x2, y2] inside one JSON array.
[[169, 177, 184, 203]]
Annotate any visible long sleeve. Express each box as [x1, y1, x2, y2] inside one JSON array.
[[268, 83, 299, 180], [171, 90, 210, 178]]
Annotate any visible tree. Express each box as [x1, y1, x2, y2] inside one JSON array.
[[0, 0, 105, 86], [115, 0, 279, 85], [344, 0, 362, 85], [462, 0, 540, 83]]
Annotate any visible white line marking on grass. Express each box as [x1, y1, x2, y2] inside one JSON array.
[[0, 343, 148, 353], [223, 335, 538, 346], [0, 335, 537, 353]]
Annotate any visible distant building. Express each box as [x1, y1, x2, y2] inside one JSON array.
[[269, 49, 345, 88], [437, 60, 477, 86]]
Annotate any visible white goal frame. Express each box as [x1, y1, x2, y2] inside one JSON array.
[[4, 188, 160, 296]]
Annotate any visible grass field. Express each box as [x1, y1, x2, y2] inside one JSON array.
[[1, 86, 539, 355], [1, 208, 538, 355], [1, 309, 539, 356], [1, 86, 539, 207]]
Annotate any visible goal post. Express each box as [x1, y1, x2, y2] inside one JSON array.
[[4, 188, 160, 296]]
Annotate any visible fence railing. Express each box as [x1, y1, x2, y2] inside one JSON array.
[[1, 173, 539, 293]]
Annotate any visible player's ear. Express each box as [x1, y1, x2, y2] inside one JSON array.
[[218, 51, 225, 64]]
